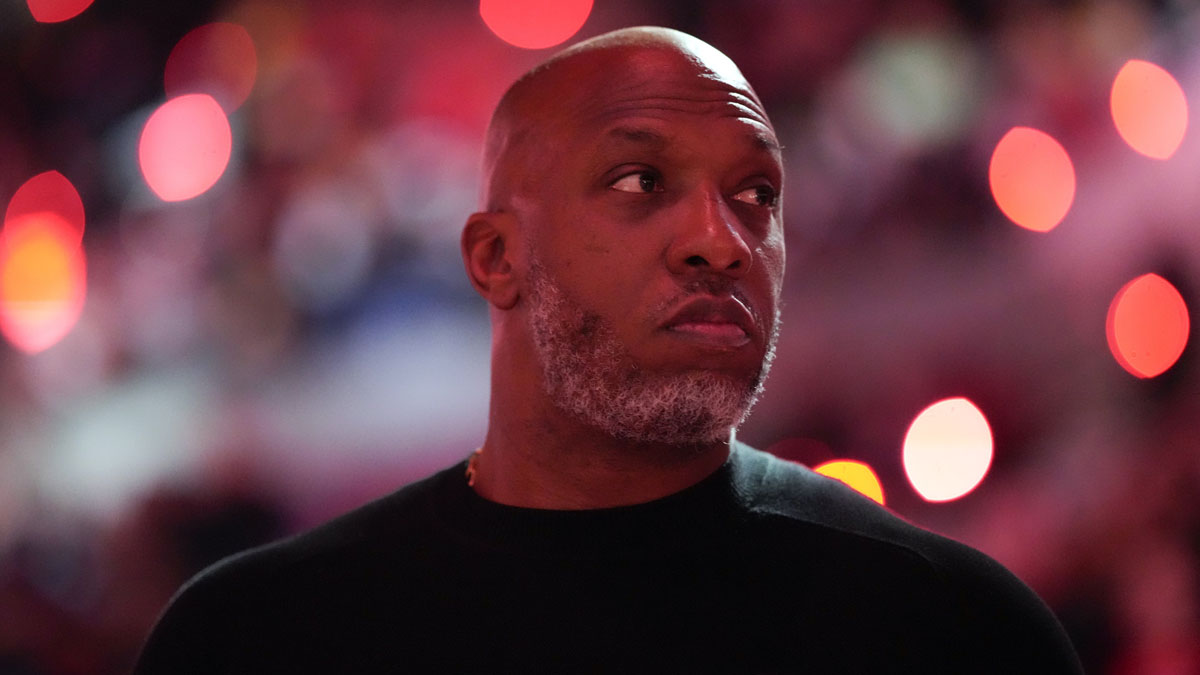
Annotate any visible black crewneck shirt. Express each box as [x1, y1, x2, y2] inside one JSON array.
[[134, 444, 1082, 674]]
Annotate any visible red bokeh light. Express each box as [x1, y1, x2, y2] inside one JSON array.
[[5, 171, 85, 246], [479, 0, 593, 49], [813, 459, 885, 505], [1106, 274, 1190, 379], [165, 22, 259, 113], [0, 212, 87, 354], [903, 397, 993, 503], [988, 127, 1075, 233], [138, 94, 233, 202], [1111, 60, 1188, 160], [26, 0, 93, 23]]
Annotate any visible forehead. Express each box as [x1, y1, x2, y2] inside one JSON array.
[[537, 46, 778, 147]]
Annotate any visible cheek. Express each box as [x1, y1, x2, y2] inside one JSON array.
[[546, 232, 613, 282], [536, 231, 622, 306], [545, 209, 659, 282], [755, 237, 786, 293]]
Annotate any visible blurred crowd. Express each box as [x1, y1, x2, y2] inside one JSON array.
[[2, 0, 1199, 672]]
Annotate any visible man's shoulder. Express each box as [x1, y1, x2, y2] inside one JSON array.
[[732, 442, 943, 549], [731, 443, 1082, 673], [733, 443, 1028, 583], [133, 461, 465, 674], [163, 460, 461, 613]]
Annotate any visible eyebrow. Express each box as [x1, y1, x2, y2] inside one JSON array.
[[751, 132, 783, 154], [605, 126, 670, 149], [604, 125, 782, 155]]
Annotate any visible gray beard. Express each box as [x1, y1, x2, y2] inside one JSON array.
[[524, 257, 778, 446]]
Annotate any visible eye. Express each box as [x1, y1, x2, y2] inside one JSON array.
[[732, 184, 777, 207], [609, 171, 663, 194]]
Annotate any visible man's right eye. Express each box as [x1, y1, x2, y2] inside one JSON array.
[[609, 171, 663, 194]]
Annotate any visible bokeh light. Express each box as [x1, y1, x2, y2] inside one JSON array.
[[26, 0, 93, 23], [164, 22, 258, 112], [814, 459, 885, 505], [138, 94, 233, 202], [479, 0, 592, 49], [988, 127, 1075, 232], [5, 171, 85, 246], [848, 31, 980, 150], [0, 212, 87, 354], [1106, 273, 1190, 379], [271, 184, 375, 313], [1111, 60, 1188, 160], [903, 397, 993, 503]]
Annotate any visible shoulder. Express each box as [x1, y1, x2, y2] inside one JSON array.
[[214, 460, 453, 575], [133, 462, 462, 674], [731, 443, 1083, 673], [732, 443, 985, 558], [730, 442, 951, 552]]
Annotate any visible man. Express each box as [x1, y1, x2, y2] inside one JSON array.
[[134, 27, 1082, 673]]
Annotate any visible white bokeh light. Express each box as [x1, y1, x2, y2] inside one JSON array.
[[903, 397, 993, 502]]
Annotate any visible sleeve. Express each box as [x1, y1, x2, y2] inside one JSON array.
[[936, 542, 1084, 674]]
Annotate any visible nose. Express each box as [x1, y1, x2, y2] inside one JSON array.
[[666, 187, 753, 280]]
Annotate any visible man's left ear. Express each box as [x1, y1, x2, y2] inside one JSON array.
[[461, 211, 521, 310]]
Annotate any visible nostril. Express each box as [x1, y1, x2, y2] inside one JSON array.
[[683, 255, 743, 271]]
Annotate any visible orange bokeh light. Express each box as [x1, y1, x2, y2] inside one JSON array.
[[814, 459, 885, 505], [479, 0, 593, 49], [0, 212, 86, 354], [1111, 60, 1188, 160], [1106, 273, 1190, 379], [5, 171, 85, 246], [165, 22, 258, 113], [903, 397, 993, 503], [26, 0, 93, 22], [988, 126, 1075, 232], [138, 94, 233, 202]]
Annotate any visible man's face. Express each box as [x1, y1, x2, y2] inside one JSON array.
[[512, 46, 786, 446]]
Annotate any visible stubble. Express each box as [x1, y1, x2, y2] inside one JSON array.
[[523, 255, 779, 447]]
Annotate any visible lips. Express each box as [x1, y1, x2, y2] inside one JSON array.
[[660, 296, 757, 348]]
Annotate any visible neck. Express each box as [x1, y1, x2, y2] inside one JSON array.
[[471, 393, 733, 510]]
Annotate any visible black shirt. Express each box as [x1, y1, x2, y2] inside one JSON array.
[[134, 443, 1082, 673]]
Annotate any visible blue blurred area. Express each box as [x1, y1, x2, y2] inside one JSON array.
[[2, 1, 1199, 672]]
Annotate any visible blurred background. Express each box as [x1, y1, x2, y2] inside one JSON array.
[[2, 0, 1199, 672]]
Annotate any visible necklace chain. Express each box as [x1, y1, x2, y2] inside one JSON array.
[[465, 447, 483, 487]]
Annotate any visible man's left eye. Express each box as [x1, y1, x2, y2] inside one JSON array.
[[609, 171, 663, 194], [732, 185, 777, 207]]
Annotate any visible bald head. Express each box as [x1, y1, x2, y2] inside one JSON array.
[[480, 27, 769, 211]]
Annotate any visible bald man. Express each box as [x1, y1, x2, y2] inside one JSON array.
[[134, 27, 1082, 674]]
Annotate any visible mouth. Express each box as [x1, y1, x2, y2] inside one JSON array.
[[660, 296, 756, 348]]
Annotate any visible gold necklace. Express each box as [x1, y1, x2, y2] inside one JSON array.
[[465, 447, 483, 487]]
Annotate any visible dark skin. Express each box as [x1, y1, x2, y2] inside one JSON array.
[[460, 27, 785, 509]]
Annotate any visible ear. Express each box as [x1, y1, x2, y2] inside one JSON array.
[[461, 211, 521, 310]]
